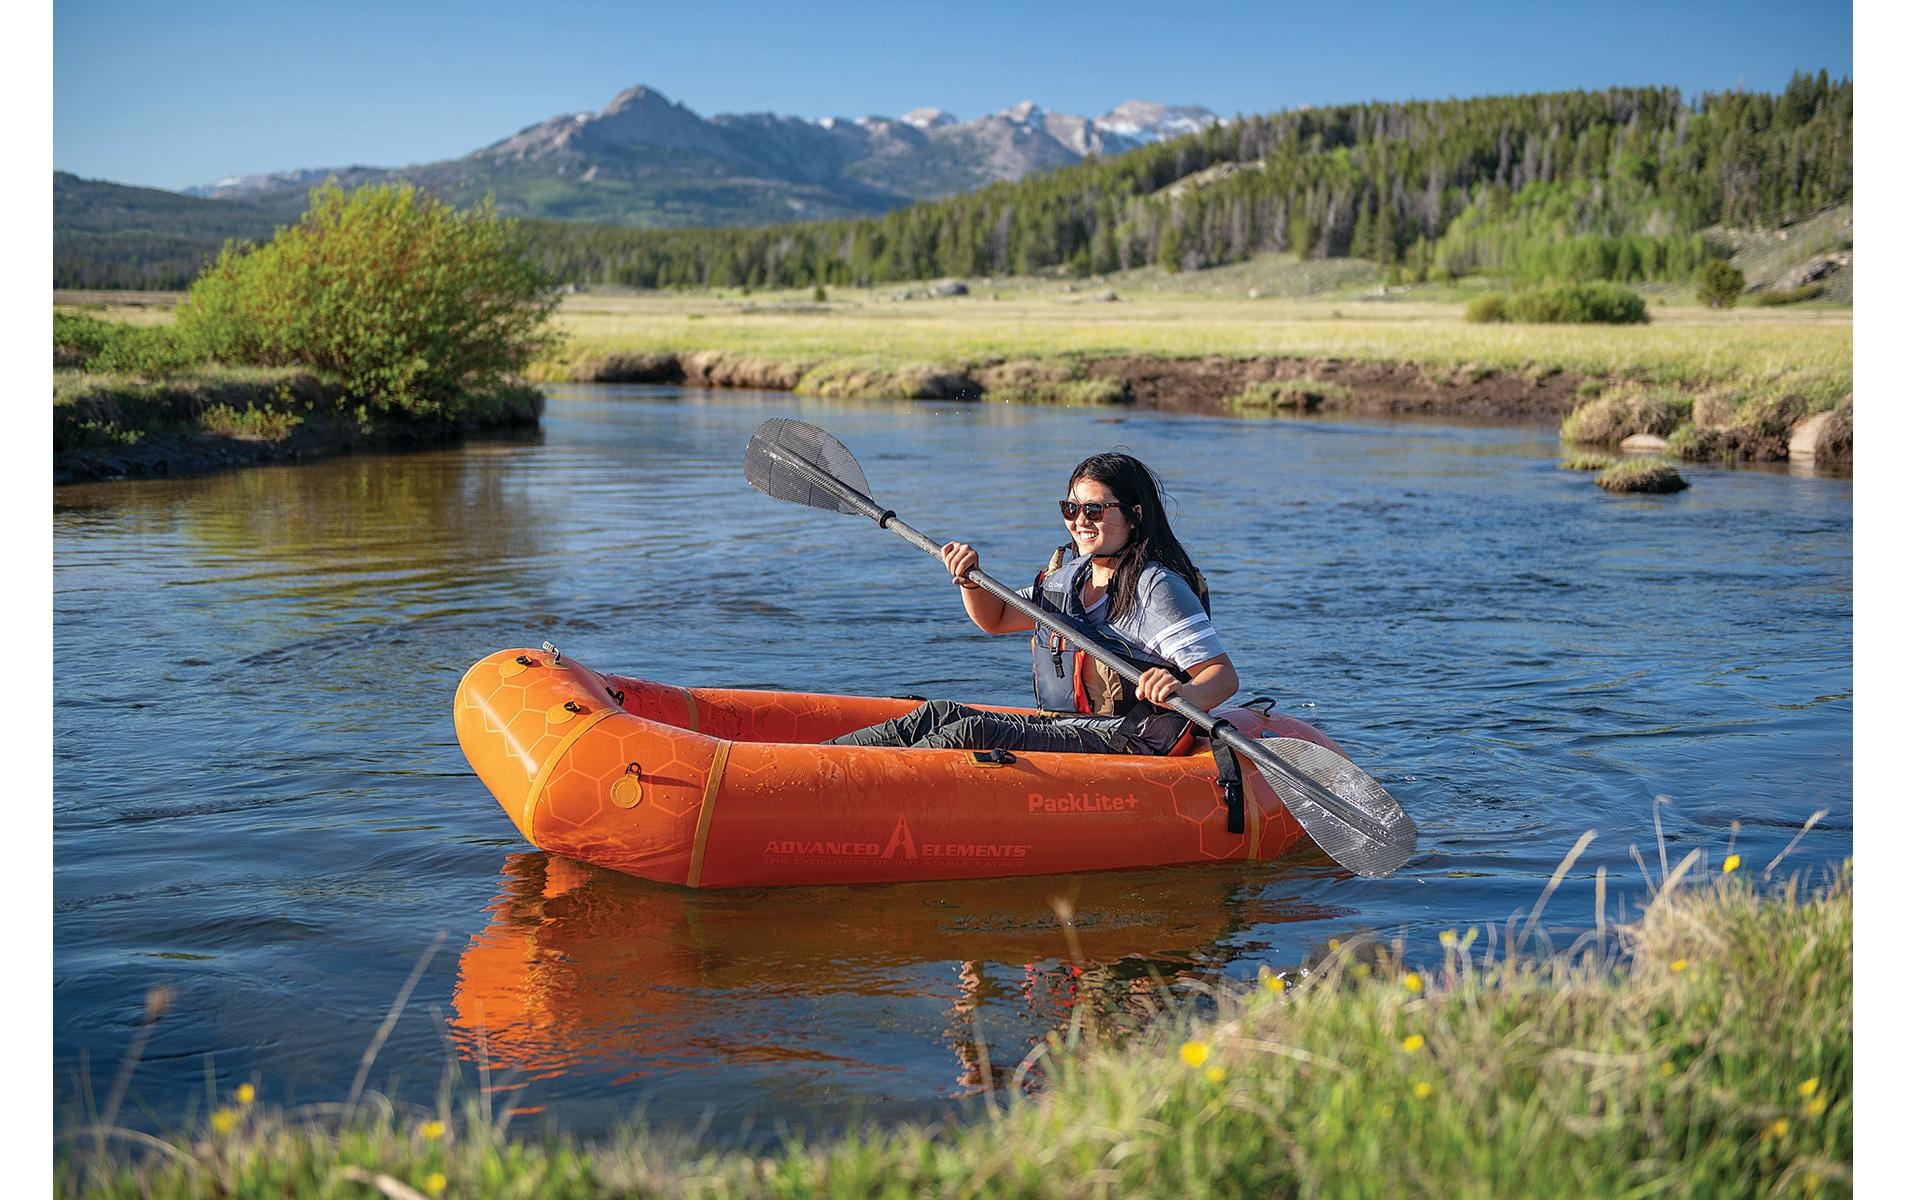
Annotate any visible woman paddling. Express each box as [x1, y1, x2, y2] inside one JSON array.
[[827, 452, 1237, 755]]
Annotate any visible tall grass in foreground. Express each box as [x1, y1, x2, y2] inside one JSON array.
[[59, 850, 1849, 1198]]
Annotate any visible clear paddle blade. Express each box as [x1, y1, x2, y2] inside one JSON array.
[[1257, 737, 1417, 877], [744, 419, 876, 516]]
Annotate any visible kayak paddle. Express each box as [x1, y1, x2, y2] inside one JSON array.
[[743, 417, 1418, 879]]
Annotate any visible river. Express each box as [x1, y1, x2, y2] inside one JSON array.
[[53, 384, 1852, 1142]]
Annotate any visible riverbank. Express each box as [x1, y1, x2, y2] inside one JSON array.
[[531, 279, 1852, 468], [53, 368, 544, 484], [55, 276, 1853, 473], [60, 865, 1849, 1197]]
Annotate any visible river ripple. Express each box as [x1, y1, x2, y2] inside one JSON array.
[[53, 384, 1851, 1141]]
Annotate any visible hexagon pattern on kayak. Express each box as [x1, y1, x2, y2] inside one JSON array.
[[455, 648, 1326, 887]]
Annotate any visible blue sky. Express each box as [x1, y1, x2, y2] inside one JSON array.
[[55, 0, 1851, 191]]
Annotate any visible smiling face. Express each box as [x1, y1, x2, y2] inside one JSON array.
[[1065, 477, 1138, 559]]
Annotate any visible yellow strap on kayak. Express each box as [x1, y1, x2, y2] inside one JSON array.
[[522, 707, 618, 840], [1246, 777, 1264, 860], [685, 739, 733, 888]]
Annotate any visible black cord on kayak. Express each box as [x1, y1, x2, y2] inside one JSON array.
[[1208, 719, 1246, 835]]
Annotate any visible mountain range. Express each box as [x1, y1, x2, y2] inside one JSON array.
[[177, 86, 1219, 227]]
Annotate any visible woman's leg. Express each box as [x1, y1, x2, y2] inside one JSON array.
[[824, 699, 975, 747], [826, 701, 1157, 755], [911, 711, 1132, 753]]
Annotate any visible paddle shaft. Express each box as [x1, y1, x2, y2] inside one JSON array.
[[762, 440, 1392, 840]]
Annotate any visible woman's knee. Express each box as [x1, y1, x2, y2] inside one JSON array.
[[920, 715, 990, 750]]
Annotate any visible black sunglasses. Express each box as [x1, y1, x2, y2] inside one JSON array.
[[1060, 500, 1128, 522]]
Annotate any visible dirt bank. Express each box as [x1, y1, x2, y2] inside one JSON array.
[[565, 350, 1587, 419], [1079, 355, 1584, 418], [54, 374, 544, 485]]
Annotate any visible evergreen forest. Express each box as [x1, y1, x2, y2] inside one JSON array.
[[518, 72, 1849, 290], [55, 72, 1849, 292]]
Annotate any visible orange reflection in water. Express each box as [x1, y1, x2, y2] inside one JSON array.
[[451, 853, 1338, 1100]]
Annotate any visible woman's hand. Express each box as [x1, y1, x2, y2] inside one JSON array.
[[1137, 656, 1238, 710], [942, 541, 1034, 634], [942, 541, 982, 588], [1135, 667, 1183, 705]]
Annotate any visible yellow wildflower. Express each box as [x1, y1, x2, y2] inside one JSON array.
[[1404, 972, 1424, 994], [1806, 1096, 1827, 1118], [1401, 1034, 1425, 1053], [1205, 1066, 1227, 1084], [1723, 854, 1741, 874], [1765, 1118, 1791, 1140], [1258, 965, 1286, 993], [1412, 1081, 1433, 1099], [1328, 939, 1341, 952], [1660, 1062, 1675, 1078], [1179, 1041, 1210, 1069], [210, 1108, 238, 1135], [235, 1083, 255, 1106], [1438, 929, 1457, 948], [1670, 959, 1688, 973], [420, 1119, 447, 1141], [1798, 1077, 1819, 1097], [424, 1172, 448, 1196]]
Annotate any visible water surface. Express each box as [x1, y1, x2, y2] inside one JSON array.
[[53, 385, 1852, 1139]]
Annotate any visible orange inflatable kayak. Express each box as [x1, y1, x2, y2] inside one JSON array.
[[454, 647, 1340, 887]]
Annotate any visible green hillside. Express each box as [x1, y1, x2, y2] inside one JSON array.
[[54, 72, 1849, 293], [522, 72, 1850, 290]]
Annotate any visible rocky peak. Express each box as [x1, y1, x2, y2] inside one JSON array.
[[600, 85, 674, 116], [1096, 100, 1218, 141], [554, 84, 728, 157], [902, 107, 956, 129]]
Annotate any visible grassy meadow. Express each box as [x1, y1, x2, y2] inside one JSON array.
[[541, 274, 1848, 396], [61, 858, 1850, 1197]]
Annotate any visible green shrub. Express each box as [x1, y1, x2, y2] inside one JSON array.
[[54, 312, 200, 375], [1732, 391, 1810, 437], [95, 325, 199, 375], [175, 181, 561, 417], [1560, 384, 1692, 444], [1559, 454, 1615, 471], [1596, 457, 1689, 493], [1751, 283, 1827, 306], [198, 403, 303, 442], [1232, 378, 1352, 410], [53, 311, 116, 362], [1503, 282, 1649, 325], [987, 378, 1129, 406], [1697, 259, 1746, 308], [1464, 294, 1507, 323]]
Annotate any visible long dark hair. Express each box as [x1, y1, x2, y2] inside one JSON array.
[[1068, 453, 1206, 622]]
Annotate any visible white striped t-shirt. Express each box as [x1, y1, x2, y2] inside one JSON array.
[[1019, 566, 1225, 670]]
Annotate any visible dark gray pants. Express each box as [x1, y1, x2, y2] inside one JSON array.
[[824, 699, 1186, 755]]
